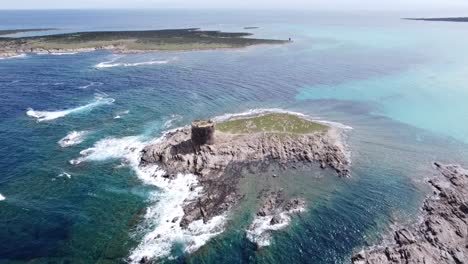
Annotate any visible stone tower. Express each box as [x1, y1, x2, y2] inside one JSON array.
[[191, 120, 215, 145]]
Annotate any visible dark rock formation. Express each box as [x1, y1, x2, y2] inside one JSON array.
[[352, 162, 468, 264], [141, 120, 350, 228]]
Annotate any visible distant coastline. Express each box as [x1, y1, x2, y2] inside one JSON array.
[[0, 28, 288, 58], [404, 17, 468, 22], [0, 28, 56, 36]]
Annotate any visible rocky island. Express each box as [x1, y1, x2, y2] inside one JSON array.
[[0, 28, 288, 58], [352, 162, 468, 264], [136, 112, 351, 260]]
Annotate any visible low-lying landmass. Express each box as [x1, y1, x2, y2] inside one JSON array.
[[0, 28, 55, 36], [352, 162, 468, 264], [0, 28, 288, 58], [136, 112, 351, 262], [404, 17, 468, 22]]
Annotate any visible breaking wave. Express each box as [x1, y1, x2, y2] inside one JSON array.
[[58, 172, 72, 179], [58, 131, 90, 147], [95, 59, 170, 69], [163, 114, 183, 129], [26, 95, 114, 122], [70, 133, 226, 262], [0, 193, 5, 201]]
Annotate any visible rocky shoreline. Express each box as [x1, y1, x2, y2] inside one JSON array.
[[140, 114, 350, 231], [352, 162, 468, 264]]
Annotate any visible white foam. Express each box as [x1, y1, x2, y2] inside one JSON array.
[[0, 193, 5, 201], [95, 59, 170, 69], [163, 114, 183, 129], [51, 52, 78, 55], [1, 54, 27, 59], [71, 134, 227, 262], [58, 131, 90, 147], [58, 172, 72, 179], [114, 110, 130, 119], [26, 95, 114, 122], [10, 54, 27, 59], [212, 108, 353, 130], [246, 207, 305, 247], [79, 82, 103, 89]]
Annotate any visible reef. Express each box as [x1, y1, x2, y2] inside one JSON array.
[[352, 162, 468, 264]]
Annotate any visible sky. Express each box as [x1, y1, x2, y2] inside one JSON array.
[[2, 0, 468, 11]]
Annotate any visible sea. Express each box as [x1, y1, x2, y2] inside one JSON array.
[[1, 9, 468, 264]]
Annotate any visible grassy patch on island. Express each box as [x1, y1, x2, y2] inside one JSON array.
[[216, 113, 327, 134]]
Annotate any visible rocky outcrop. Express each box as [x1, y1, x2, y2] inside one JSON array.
[[352, 162, 468, 264], [140, 122, 350, 228], [246, 189, 306, 247]]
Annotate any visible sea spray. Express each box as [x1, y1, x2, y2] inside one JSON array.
[[71, 134, 227, 261], [26, 94, 114, 122], [58, 131, 90, 147]]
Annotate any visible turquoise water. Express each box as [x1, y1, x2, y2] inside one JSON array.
[[1, 10, 468, 263]]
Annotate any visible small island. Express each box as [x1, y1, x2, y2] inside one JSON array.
[[135, 112, 351, 262], [0, 28, 288, 58]]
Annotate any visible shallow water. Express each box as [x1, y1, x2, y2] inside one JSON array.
[[1, 10, 468, 264]]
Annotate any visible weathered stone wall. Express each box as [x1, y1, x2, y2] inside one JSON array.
[[191, 120, 215, 145]]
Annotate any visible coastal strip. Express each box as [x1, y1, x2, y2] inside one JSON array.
[[404, 17, 468, 22], [352, 162, 468, 264], [0, 28, 56, 36], [0, 28, 289, 58]]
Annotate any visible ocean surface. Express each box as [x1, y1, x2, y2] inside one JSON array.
[[1, 10, 468, 264]]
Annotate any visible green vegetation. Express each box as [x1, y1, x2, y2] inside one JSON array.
[[0, 28, 287, 53], [216, 113, 327, 134]]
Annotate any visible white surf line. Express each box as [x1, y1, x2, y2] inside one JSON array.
[[95, 59, 170, 68], [26, 95, 114, 122]]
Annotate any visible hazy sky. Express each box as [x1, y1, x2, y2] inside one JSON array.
[[3, 0, 468, 11]]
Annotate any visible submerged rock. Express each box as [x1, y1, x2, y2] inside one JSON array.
[[246, 190, 306, 248], [351, 162, 468, 264]]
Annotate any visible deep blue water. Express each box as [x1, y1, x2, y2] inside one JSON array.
[[1, 10, 468, 264]]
